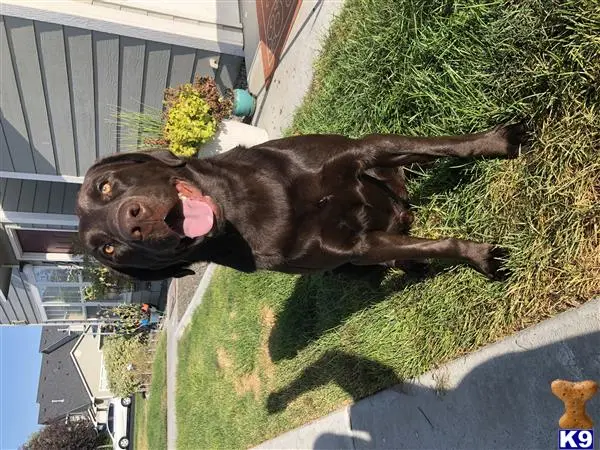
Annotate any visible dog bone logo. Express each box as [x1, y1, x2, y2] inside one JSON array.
[[551, 379, 598, 429]]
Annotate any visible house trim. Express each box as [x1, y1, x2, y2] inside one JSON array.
[[70, 331, 99, 402], [21, 265, 49, 322], [4, 225, 81, 263], [0, 171, 85, 184], [0, 211, 79, 227], [0, 0, 245, 57]]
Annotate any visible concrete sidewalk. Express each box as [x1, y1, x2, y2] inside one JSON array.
[[165, 278, 179, 450], [256, 298, 600, 450], [247, 0, 345, 139], [165, 264, 217, 449]]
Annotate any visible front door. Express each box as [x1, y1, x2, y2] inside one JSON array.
[[15, 229, 75, 254], [6, 226, 78, 262]]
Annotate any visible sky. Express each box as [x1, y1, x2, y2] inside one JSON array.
[[0, 326, 42, 450]]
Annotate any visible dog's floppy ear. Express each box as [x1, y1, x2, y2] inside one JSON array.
[[90, 150, 186, 170], [107, 263, 195, 281]]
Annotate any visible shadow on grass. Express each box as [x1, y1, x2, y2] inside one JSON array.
[[269, 330, 600, 449], [406, 159, 482, 207], [267, 159, 503, 368], [266, 350, 401, 414], [268, 264, 450, 362]]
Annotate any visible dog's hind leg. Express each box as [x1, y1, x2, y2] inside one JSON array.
[[358, 122, 529, 167], [352, 231, 510, 281]]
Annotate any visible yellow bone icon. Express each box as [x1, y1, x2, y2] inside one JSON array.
[[551, 379, 598, 429]]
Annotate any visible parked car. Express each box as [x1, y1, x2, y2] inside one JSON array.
[[105, 397, 132, 449]]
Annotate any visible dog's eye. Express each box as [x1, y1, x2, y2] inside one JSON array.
[[103, 244, 115, 255], [99, 182, 112, 195]]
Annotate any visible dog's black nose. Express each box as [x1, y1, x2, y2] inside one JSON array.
[[128, 204, 141, 218], [119, 201, 150, 240]]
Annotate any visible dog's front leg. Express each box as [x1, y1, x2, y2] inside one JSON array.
[[352, 232, 509, 280]]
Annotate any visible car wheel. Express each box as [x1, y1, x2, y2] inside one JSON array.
[[121, 397, 132, 407], [118, 436, 129, 448]]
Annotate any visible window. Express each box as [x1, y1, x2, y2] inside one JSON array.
[[23, 265, 131, 322], [44, 305, 84, 321], [5, 226, 80, 262]]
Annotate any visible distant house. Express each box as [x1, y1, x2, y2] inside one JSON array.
[[37, 325, 115, 425], [0, 1, 245, 324], [37, 327, 91, 424]]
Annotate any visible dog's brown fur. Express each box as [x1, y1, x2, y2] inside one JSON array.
[[76, 124, 527, 281]]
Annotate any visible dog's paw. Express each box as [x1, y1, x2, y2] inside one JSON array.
[[493, 121, 531, 158], [475, 245, 511, 281]]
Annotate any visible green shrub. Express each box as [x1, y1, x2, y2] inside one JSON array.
[[102, 335, 147, 397], [163, 84, 217, 157], [116, 76, 232, 157]]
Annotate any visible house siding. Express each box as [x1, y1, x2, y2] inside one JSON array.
[[0, 301, 10, 323], [0, 178, 80, 231], [6, 267, 41, 324], [72, 333, 113, 400], [0, 10, 231, 324], [1, 14, 243, 177]]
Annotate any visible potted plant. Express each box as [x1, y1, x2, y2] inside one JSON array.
[[232, 88, 256, 117], [118, 76, 268, 158]]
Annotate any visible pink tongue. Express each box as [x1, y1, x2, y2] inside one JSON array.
[[182, 199, 214, 238]]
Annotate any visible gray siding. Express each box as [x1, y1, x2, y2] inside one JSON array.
[[1, 14, 243, 176], [0, 300, 10, 323], [1, 268, 40, 324], [0, 224, 17, 265], [0, 178, 80, 231], [1, 15, 36, 173], [0, 179, 79, 216], [6, 268, 41, 324], [5, 16, 56, 175]]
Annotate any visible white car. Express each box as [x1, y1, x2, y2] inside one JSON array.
[[105, 397, 132, 449]]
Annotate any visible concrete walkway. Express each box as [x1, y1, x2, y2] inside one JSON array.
[[165, 281, 178, 450], [166, 264, 218, 450], [255, 298, 600, 449], [248, 0, 345, 138]]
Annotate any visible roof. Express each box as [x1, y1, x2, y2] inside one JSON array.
[[0, 267, 11, 298], [36, 327, 90, 424], [38, 326, 78, 353]]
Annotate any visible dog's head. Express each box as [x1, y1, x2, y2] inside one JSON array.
[[76, 151, 221, 280]]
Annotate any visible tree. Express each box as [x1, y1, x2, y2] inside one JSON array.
[[22, 419, 100, 450], [99, 303, 146, 336]]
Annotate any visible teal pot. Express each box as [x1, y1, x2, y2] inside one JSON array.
[[232, 89, 256, 117]]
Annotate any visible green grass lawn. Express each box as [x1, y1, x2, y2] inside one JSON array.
[[133, 332, 167, 450], [132, 393, 147, 450], [177, 0, 599, 447]]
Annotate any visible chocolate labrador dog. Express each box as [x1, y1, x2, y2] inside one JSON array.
[[76, 123, 527, 281]]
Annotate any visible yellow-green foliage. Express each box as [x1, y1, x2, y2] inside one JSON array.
[[103, 335, 145, 396], [164, 85, 217, 157]]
